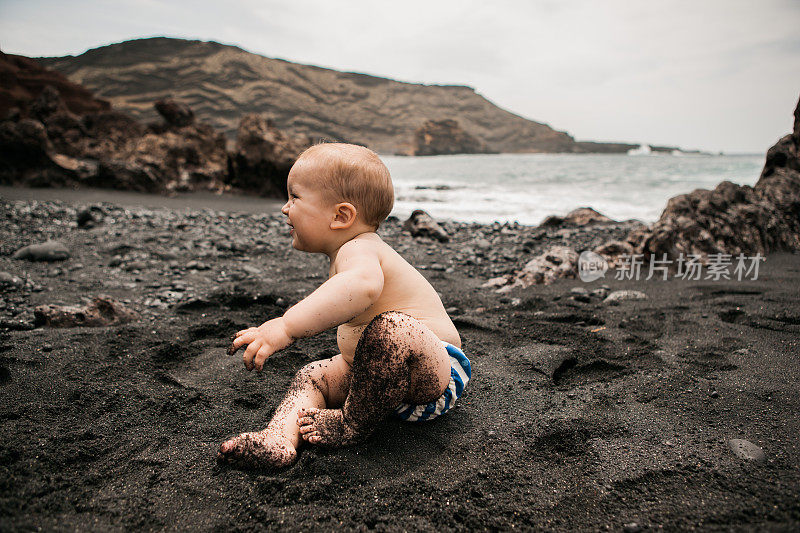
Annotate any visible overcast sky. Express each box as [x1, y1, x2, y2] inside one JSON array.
[[2, 0, 799, 153]]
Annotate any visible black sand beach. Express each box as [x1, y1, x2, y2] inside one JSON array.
[[1, 190, 799, 531]]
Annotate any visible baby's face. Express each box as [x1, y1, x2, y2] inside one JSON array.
[[281, 158, 337, 253]]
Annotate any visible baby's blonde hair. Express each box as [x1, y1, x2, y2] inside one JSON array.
[[297, 143, 394, 228]]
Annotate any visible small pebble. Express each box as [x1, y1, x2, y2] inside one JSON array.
[[728, 439, 765, 462], [0, 272, 24, 289], [12, 241, 70, 262], [570, 287, 589, 297], [604, 290, 647, 304]]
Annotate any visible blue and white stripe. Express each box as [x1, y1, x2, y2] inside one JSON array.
[[394, 343, 472, 422]]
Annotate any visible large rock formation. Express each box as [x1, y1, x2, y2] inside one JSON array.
[[540, 207, 616, 228], [38, 37, 676, 154], [0, 50, 110, 118], [0, 85, 228, 193], [491, 94, 800, 290], [226, 114, 310, 198], [405, 119, 494, 156], [402, 210, 451, 242], [601, 94, 800, 263], [126, 98, 228, 193], [1, 52, 311, 197], [485, 246, 579, 290]]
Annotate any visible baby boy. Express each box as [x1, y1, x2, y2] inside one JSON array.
[[218, 143, 472, 468]]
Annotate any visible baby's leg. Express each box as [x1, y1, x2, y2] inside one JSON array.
[[218, 354, 351, 468], [297, 312, 451, 446]]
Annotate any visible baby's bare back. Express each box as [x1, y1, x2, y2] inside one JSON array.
[[335, 233, 460, 364]]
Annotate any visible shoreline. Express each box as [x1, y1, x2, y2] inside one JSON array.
[[0, 185, 284, 216]]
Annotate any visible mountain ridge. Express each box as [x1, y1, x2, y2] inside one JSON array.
[[38, 37, 673, 155]]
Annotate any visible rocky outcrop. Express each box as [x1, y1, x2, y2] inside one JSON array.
[[126, 98, 228, 193], [39, 37, 675, 154], [1, 55, 306, 197], [405, 119, 494, 156], [540, 207, 616, 228], [484, 246, 579, 291], [492, 94, 800, 289], [0, 83, 229, 193], [34, 296, 139, 328], [592, 240, 634, 269], [594, 94, 800, 263], [226, 114, 310, 198], [402, 210, 450, 242], [12, 241, 70, 262], [0, 51, 110, 119], [152, 99, 195, 129]]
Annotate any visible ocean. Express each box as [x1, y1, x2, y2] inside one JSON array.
[[383, 153, 765, 225]]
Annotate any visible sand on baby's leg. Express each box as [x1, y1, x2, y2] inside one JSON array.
[[218, 354, 351, 467], [297, 311, 451, 446]]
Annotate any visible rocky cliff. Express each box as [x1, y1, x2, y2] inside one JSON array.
[[0, 51, 110, 118], [406, 119, 495, 156], [1, 51, 306, 197], [593, 93, 800, 266], [40, 37, 643, 155]]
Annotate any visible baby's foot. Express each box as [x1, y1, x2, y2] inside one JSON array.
[[217, 430, 297, 468], [297, 407, 366, 446]]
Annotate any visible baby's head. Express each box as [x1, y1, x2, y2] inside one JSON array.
[[290, 143, 394, 229]]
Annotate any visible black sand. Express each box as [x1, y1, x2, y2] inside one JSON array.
[[1, 189, 799, 531]]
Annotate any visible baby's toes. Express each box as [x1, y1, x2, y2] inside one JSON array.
[[301, 431, 320, 443], [298, 422, 317, 435], [297, 407, 319, 419], [219, 434, 245, 454], [296, 415, 314, 427], [217, 435, 246, 461]]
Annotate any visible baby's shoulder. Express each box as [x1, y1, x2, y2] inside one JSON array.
[[334, 234, 388, 267]]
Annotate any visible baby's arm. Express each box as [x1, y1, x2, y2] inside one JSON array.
[[229, 239, 384, 371]]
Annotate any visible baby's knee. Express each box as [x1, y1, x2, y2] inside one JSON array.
[[293, 361, 328, 394], [357, 311, 418, 356], [366, 311, 413, 335]]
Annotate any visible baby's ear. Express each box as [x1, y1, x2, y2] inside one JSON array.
[[330, 202, 357, 229]]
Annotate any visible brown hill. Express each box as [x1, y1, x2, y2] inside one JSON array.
[[39, 37, 641, 155]]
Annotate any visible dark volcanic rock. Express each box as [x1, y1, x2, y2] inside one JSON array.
[[593, 240, 634, 268], [226, 114, 310, 198], [0, 118, 61, 183], [153, 99, 195, 128], [0, 51, 110, 119], [402, 210, 450, 242], [131, 112, 228, 193], [0, 69, 228, 193], [29, 85, 71, 122], [541, 207, 616, 228], [34, 296, 139, 327], [408, 119, 494, 156], [489, 246, 579, 291], [596, 93, 800, 264]]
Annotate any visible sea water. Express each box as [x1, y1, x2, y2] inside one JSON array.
[[384, 153, 765, 225]]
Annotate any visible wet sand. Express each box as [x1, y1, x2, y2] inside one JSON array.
[[0, 185, 284, 215], [1, 188, 799, 531]]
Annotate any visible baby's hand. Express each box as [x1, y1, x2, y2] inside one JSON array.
[[227, 317, 294, 372]]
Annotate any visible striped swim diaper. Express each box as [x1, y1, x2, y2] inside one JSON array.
[[394, 342, 472, 422]]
